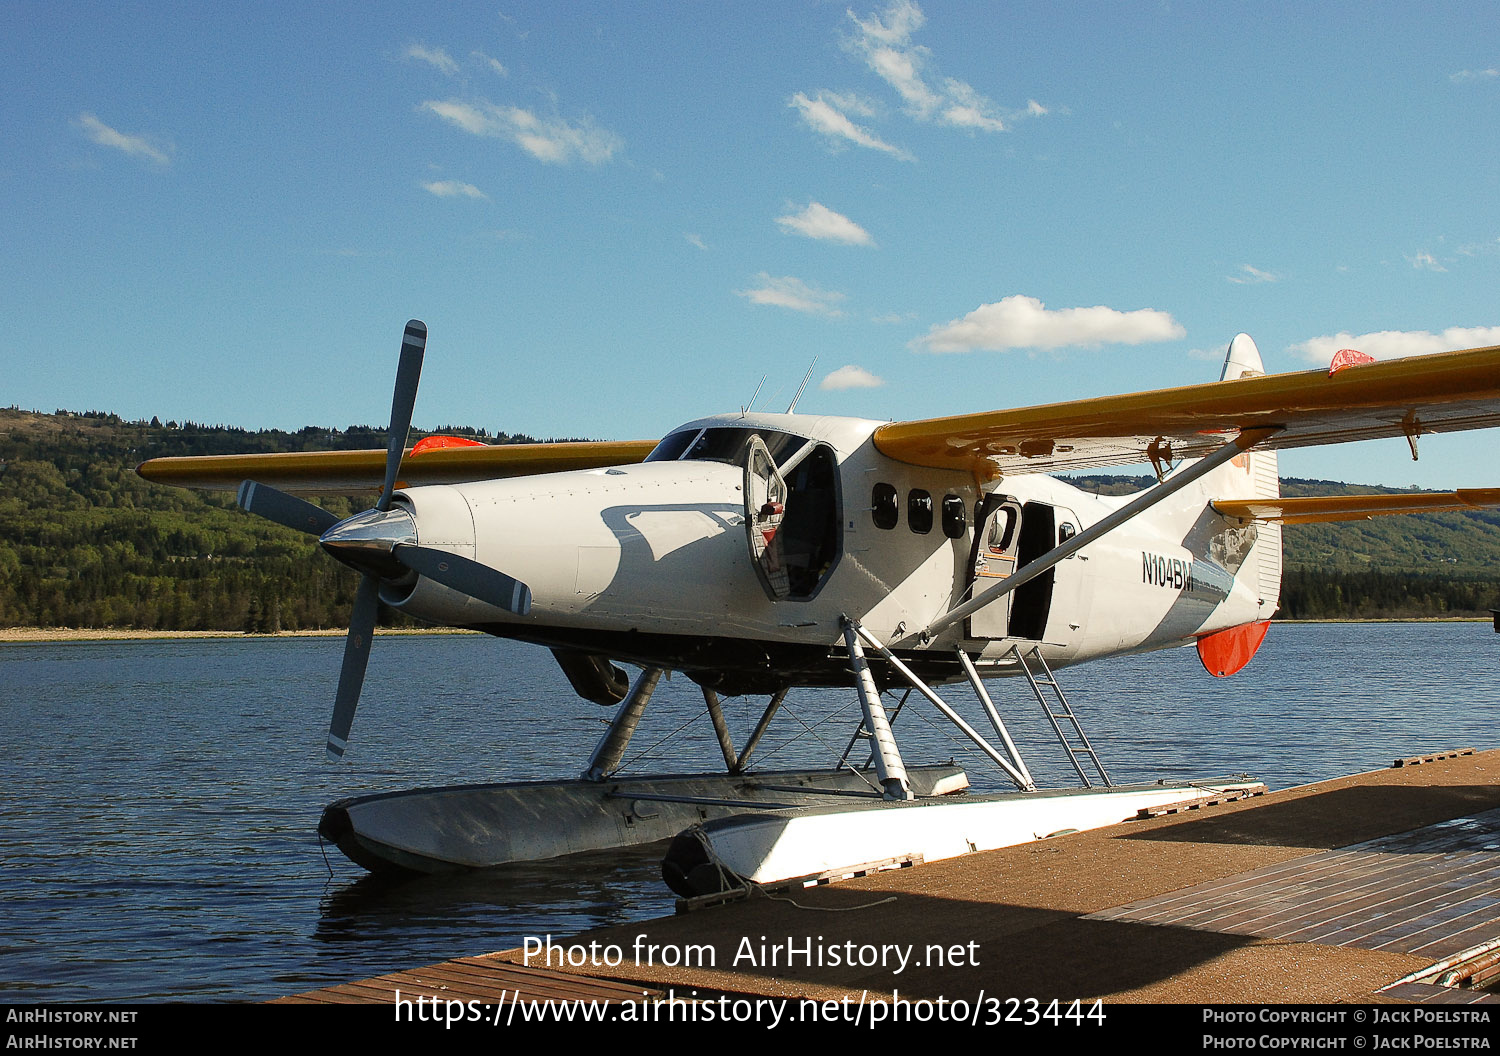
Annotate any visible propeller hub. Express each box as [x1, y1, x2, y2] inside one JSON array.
[[320, 506, 418, 577]]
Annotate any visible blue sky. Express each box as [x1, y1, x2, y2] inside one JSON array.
[[3, 1, 1498, 488]]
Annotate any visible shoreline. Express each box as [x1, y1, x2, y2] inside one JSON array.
[[0, 618, 1487, 644], [0, 627, 484, 643]]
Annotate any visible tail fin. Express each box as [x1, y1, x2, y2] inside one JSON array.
[[1218, 334, 1282, 612]]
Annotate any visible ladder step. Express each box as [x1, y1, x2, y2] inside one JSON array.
[[1007, 642, 1112, 788]]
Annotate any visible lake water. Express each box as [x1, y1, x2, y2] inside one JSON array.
[[2, 623, 1496, 1002]]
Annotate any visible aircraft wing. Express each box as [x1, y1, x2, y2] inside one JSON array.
[[873, 343, 1500, 475], [1212, 489, 1500, 525], [136, 439, 659, 495]]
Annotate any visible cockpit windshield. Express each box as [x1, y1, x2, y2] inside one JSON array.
[[645, 427, 805, 467]]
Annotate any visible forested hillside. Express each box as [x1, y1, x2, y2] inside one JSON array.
[[3, 407, 1498, 630], [0, 408, 539, 631], [1066, 475, 1500, 619]]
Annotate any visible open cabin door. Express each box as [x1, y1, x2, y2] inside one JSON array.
[[1009, 501, 1058, 640], [743, 435, 790, 599], [966, 497, 1090, 644], [966, 495, 1023, 638], [742, 434, 843, 602]]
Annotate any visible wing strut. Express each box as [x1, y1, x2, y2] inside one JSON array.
[[922, 427, 1280, 641]]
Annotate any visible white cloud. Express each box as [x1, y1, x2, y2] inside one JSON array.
[[74, 113, 170, 165], [422, 99, 622, 164], [844, 1, 1019, 133], [684, 233, 708, 251], [775, 202, 874, 245], [1228, 264, 1279, 285], [406, 44, 459, 76], [423, 180, 487, 199], [937, 79, 1007, 132], [1451, 68, 1499, 82], [849, 2, 941, 116], [736, 274, 846, 317], [1289, 326, 1500, 363], [472, 51, 508, 76], [788, 91, 913, 160], [1407, 251, 1447, 272], [821, 365, 885, 390], [849, 0, 926, 46], [1457, 237, 1500, 258], [914, 294, 1185, 354]]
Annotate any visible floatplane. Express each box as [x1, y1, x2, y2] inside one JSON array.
[[139, 322, 1500, 895]]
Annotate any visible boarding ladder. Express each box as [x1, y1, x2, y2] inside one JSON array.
[[1010, 645, 1112, 788]]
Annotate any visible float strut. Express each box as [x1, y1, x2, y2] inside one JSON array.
[[841, 617, 913, 801], [702, 687, 740, 772], [583, 666, 663, 781], [850, 620, 1034, 792], [733, 687, 788, 773], [956, 648, 1036, 792]]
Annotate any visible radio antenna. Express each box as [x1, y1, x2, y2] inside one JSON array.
[[741, 375, 766, 415], [786, 357, 818, 414]]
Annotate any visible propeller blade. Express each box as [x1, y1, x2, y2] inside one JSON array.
[[393, 544, 532, 616], [237, 480, 340, 537], [378, 320, 427, 512], [328, 575, 380, 760]]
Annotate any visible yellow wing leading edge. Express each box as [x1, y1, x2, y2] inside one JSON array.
[[873, 342, 1500, 476], [137, 439, 659, 495]]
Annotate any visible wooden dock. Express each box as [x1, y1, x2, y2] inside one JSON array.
[[282, 747, 1500, 1006], [274, 955, 659, 1006]]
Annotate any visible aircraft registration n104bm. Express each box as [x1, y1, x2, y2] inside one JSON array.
[[138, 323, 1500, 779]]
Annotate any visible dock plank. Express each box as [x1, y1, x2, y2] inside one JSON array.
[[1091, 806, 1500, 971], [279, 956, 661, 1005]]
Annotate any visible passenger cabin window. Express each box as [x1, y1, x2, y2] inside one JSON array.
[[908, 490, 933, 534], [987, 506, 1018, 552], [941, 495, 966, 539], [871, 483, 898, 529]]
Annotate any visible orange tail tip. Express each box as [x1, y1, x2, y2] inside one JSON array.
[[1196, 620, 1271, 678], [410, 435, 487, 457]]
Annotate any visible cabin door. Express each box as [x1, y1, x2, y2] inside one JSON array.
[[965, 495, 1023, 638], [743, 434, 790, 600], [1006, 501, 1057, 640]]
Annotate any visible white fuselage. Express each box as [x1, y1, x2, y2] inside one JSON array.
[[379, 411, 1275, 693]]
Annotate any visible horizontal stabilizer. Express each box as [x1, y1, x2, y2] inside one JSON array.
[[1212, 488, 1500, 525]]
